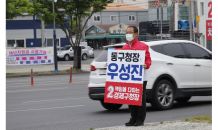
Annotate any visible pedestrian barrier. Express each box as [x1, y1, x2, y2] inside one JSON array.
[[31, 69, 34, 86], [69, 67, 73, 83]]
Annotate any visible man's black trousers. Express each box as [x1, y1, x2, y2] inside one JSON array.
[[128, 81, 147, 122]]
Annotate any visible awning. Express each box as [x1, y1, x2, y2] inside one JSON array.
[[85, 36, 106, 39], [106, 35, 125, 39]]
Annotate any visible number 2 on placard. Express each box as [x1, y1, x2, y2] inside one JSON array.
[[208, 2, 212, 18], [107, 86, 114, 98]]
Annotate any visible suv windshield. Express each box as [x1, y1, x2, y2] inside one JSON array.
[[95, 46, 123, 62], [61, 46, 71, 50], [95, 50, 108, 62]]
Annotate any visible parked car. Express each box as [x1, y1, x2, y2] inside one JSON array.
[[57, 45, 89, 61], [85, 46, 94, 58], [88, 40, 212, 110]]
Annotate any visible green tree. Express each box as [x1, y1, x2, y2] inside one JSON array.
[[36, 0, 113, 70], [6, 0, 33, 20], [6, 0, 47, 20]]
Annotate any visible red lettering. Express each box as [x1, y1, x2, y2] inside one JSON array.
[[208, 2, 212, 18]]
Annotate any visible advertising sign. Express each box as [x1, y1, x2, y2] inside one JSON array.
[[206, 0, 212, 40], [104, 48, 145, 106], [6, 47, 54, 65], [80, 42, 87, 46]]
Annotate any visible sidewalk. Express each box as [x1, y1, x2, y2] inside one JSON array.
[[6, 63, 90, 73], [96, 121, 212, 130]]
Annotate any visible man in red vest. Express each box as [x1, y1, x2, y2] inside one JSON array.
[[123, 26, 152, 126]]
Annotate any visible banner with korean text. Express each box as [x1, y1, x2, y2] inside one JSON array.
[[206, 0, 212, 40], [104, 48, 145, 106], [6, 47, 54, 65]]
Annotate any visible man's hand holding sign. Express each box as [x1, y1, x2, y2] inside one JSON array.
[[105, 26, 151, 127], [105, 49, 145, 106]]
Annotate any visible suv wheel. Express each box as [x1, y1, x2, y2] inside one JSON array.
[[82, 54, 87, 60], [64, 54, 70, 61], [151, 80, 175, 110], [175, 97, 191, 103], [100, 100, 123, 110]]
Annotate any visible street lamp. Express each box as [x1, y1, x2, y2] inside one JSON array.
[[53, 0, 59, 72]]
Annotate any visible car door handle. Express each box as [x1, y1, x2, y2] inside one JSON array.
[[195, 64, 201, 67], [167, 63, 173, 65]]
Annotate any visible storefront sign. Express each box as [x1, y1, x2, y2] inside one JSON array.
[[6, 47, 54, 65], [149, 0, 167, 8], [104, 48, 145, 106], [109, 24, 139, 35]]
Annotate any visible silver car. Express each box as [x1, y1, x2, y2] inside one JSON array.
[[57, 45, 89, 61], [84, 46, 94, 58]]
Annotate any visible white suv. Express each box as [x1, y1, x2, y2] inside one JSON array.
[[88, 40, 212, 110], [57, 45, 89, 61]]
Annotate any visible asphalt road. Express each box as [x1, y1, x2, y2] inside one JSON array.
[[58, 50, 103, 65], [6, 74, 212, 130]]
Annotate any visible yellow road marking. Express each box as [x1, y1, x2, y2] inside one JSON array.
[[7, 81, 89, 88]]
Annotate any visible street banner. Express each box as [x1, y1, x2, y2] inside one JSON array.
[[6, 47, 54, 65], [206, 0, 212, 40], [104, 48, 145, 106]]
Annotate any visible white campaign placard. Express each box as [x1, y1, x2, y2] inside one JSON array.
[[6, 47, 54, 65], [106, 48, 146, 84], [104, 48, 146, 106]]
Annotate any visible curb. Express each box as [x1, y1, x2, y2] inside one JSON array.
[[95, 120, 181, 130], [6, 71, 90, 78]]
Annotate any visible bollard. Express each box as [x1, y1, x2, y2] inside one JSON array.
[[69, 67, 73, 83], [31, 69, 34, 86]]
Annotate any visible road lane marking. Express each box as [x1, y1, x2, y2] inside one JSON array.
[[7, 83, 29, 85], [22, 97, 89, 103], [6, 105, 84, 113], [7, 87, 68, 93], [7, 81, 67, 86], [7, 81, 63, 85], [6, 81, 89, 88]]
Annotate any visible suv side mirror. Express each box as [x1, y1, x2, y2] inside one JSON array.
[[70, 49, 72, 51]]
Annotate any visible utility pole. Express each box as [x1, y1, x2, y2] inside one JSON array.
[[189, 1, 193, 41], [33, 15, 36, 47], [191, 0, 195, 42], [81, 18, 85, 42], [194, 0, 200, 43], [41, 19, 45, 47], [53, 0, 59, 72], [160, 5, 163, 39]]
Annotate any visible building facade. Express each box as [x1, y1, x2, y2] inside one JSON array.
[[6, 16, 70, 49], [196, 0, 212, 51], [84, 3, 148, 49]]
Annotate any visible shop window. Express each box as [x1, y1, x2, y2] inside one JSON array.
[[46, 38, 60, 47], [7, 39, 25, 48]]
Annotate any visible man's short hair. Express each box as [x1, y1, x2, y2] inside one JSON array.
[[127, 26, 138, 33]]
